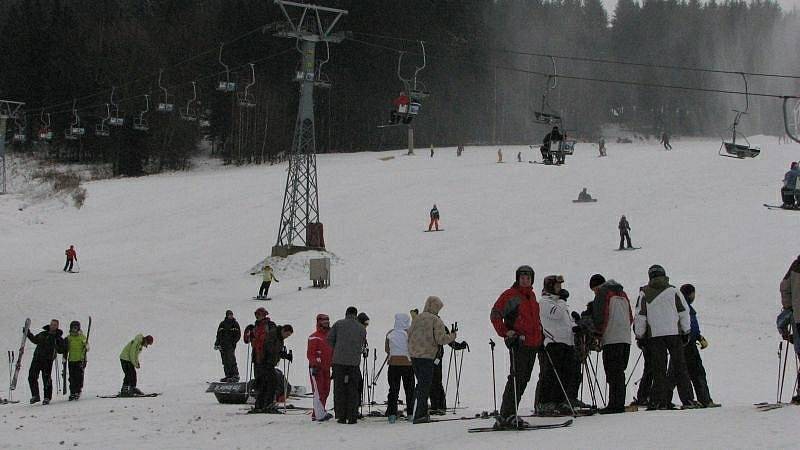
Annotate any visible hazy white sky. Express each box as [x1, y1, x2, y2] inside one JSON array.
[[601, 0, 798, 18]]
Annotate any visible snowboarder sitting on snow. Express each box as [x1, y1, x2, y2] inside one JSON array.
[[541, 126, 564, 164], [214, 310, 241, 382], [27, 319, 66, 404], [255, 265, 279, 299], [65, 320, 89, 401], [63, 245, 77, 272], [119, 334, 153, 397], [577, 188, 593, 202], [781, 162, 800, 209], [779, 255, 800, 404], [250, 324, 293, 413], [618, 215, 633, 250], [390, 91, 410, 124], [428, 205, 440, 231], [307, 313, 333, 421]]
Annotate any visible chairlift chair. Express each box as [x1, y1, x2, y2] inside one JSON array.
[[38, 111, 53, 141], [95, 104, 112, 137], [12, 115, 27, 143], [181, 82, 199, 121], [109, 87, 125, 126], [133, 95, 150, 131], [237, 64, 256, 108], [392, 42, 429, 125], [532, 57, 562, 126], [157, 69, 174, 113], [314, 42, 332, 89], [718, 74, 759, 159], [65, 101, 85, 140], [216, 43, 237, 93]]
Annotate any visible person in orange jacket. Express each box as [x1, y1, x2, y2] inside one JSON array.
[[307, 313, 333, 421], [64, 245, 77, 272]]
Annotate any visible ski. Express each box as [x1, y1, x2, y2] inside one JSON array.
[[252, 297, 272, 301], [614, 247, 641, 251], [97, 393, 160, 398], [429, 413, 497, 423], [10, 318, 31, 391], [764, 204, 800, 211], [423, 229, 445, 232], [61, 356, 67, 395], [467, 419, 573, 433], [754, 402, 786, 411]]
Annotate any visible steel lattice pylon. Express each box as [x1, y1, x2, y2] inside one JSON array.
[[271, 1, 347, 256]]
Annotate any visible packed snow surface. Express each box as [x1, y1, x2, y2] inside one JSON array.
[[1, 138, 799, 449]]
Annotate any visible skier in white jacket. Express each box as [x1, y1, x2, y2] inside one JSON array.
[[385, 313, 414, 422], [634, 264, 697, 409], [537, 275, 579, 414]]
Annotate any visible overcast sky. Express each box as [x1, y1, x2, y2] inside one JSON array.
[[601, 0, 798, 18]]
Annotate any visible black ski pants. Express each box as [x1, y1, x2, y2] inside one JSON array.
[[121, 359, 137, 388], [332, 364, 361, 422], [602, 343, 630, 409], [411, 358, 435, 420], [649, 335, 693, 407], [669, 341, 712, 405], [538, 343, 578, 405], [386, 365, 415, 416], [500, 345, 537, 418], [258, 281, 271, 298], [254, 365, 278, 409], [636, 340, 654, 403], [28, 358, 54, 399], [619, 231, 632, 249], [68, 361, 85, 395], [430, 358, 446, 411], [220, 347, 239, 379], [63, 259, 74, 272]]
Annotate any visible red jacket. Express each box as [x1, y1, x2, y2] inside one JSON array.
[[393, 95, 410, 107], [490, 285, 543, 348], [307, 327, 333, 371], [65, 248, 77, 261], [244, 319, 270, 364]]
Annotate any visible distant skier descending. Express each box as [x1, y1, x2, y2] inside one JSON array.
[[255, 265, 279, 299], [63, 245, 77, 272], [428, 205, 440, 232], [618, 215, 633, 250], [598, 137, 607, 157], [660, 132, 673, 150], [781, 162, 800, 209]]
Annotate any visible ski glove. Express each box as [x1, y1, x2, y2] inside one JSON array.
[[697, 336, 709, 350], [310, 367, 318, 376], [280, 350, 293, 362], [504, 335, 521, 349], [451, 341, 468, 351]]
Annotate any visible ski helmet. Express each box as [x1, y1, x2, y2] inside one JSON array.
[[69, 320, 80, 330], [144, 335, 154, 345], [255, 307, 268, 317], [589, 274, 606, 290], [515, 265, 535, 283]]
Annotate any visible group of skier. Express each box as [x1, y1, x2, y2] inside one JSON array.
[[488, 264, 717, 429]]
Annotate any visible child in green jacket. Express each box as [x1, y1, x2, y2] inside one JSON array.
[[65, 321, 89, 400]]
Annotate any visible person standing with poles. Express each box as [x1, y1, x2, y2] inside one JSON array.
[[428, 205, 440, 232], [249, 324, 293, 413], [408, 296, 457, 424], [63, 245, 77, 272], [64, 321, 88, 400], [307, 313, 333, 421], [490, 265, 543, 429], [618, 215, 633, 250], [327, 307, 367, 424], [779, 255, 800, 404], [384, 313, 415, 423], [27, 319, 66, 404], [589, 274, 633, 414], [214, 310, 241, 382], [537, 275, 578, 416]]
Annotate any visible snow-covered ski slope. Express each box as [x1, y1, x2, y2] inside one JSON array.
[[1, 137, 799, 449]]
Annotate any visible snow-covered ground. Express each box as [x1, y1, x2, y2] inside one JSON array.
[[1, 137, 799, 449]]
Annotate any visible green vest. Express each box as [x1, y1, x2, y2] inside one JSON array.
[[66, 333, 88, 362], [120, 334, 144, 367]]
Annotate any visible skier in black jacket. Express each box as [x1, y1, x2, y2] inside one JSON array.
[[214, 310, 241, 382], [27, 320, 66, 404]]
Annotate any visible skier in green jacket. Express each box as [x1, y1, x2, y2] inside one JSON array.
[[65, 321, 89, 400], [119, 334, 153, 396]]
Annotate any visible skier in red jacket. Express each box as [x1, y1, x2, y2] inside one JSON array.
[[63, 245, 77, 272], [490, 265, 543, 428], [307, 313, 333, 421]]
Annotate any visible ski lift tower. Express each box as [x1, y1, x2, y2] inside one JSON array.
[[270, 0, 347, 257], [0, 100, 25, 194]]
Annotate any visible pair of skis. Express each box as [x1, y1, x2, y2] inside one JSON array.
[[468, 419, 573, 433]]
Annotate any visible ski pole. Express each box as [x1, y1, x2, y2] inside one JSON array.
[[587, 351, 606, 406], [7, 351, 13, 402], [510, 345, 519, 425], [371, 348, 377, 407], [371, 355, 388, 388], [453, 343, 468, 414], [444, 346, 454, 406], [489, 339, 497, 416], [625, 350, 644, 388], [780, 339, 790, 402], [777, 341, 783, 404]]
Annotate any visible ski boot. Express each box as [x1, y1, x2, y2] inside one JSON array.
[[30, 396, 40, 404], [318, 412, 333, 422], [42, 398, 50, 405], [388, 415, 397, 424], [119, 386, 133, 397], [131, 387, 145, 396]]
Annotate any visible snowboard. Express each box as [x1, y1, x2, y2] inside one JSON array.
[[530, 161, 564, 166], [97, 393, 160, 398], [764, 204, 800, 211], [10, 318, 31, 391], [252, 296, 272, 301], [424, 229, 444, 232], [572, 199, 598, 203], [614, 247, 641, 251]]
